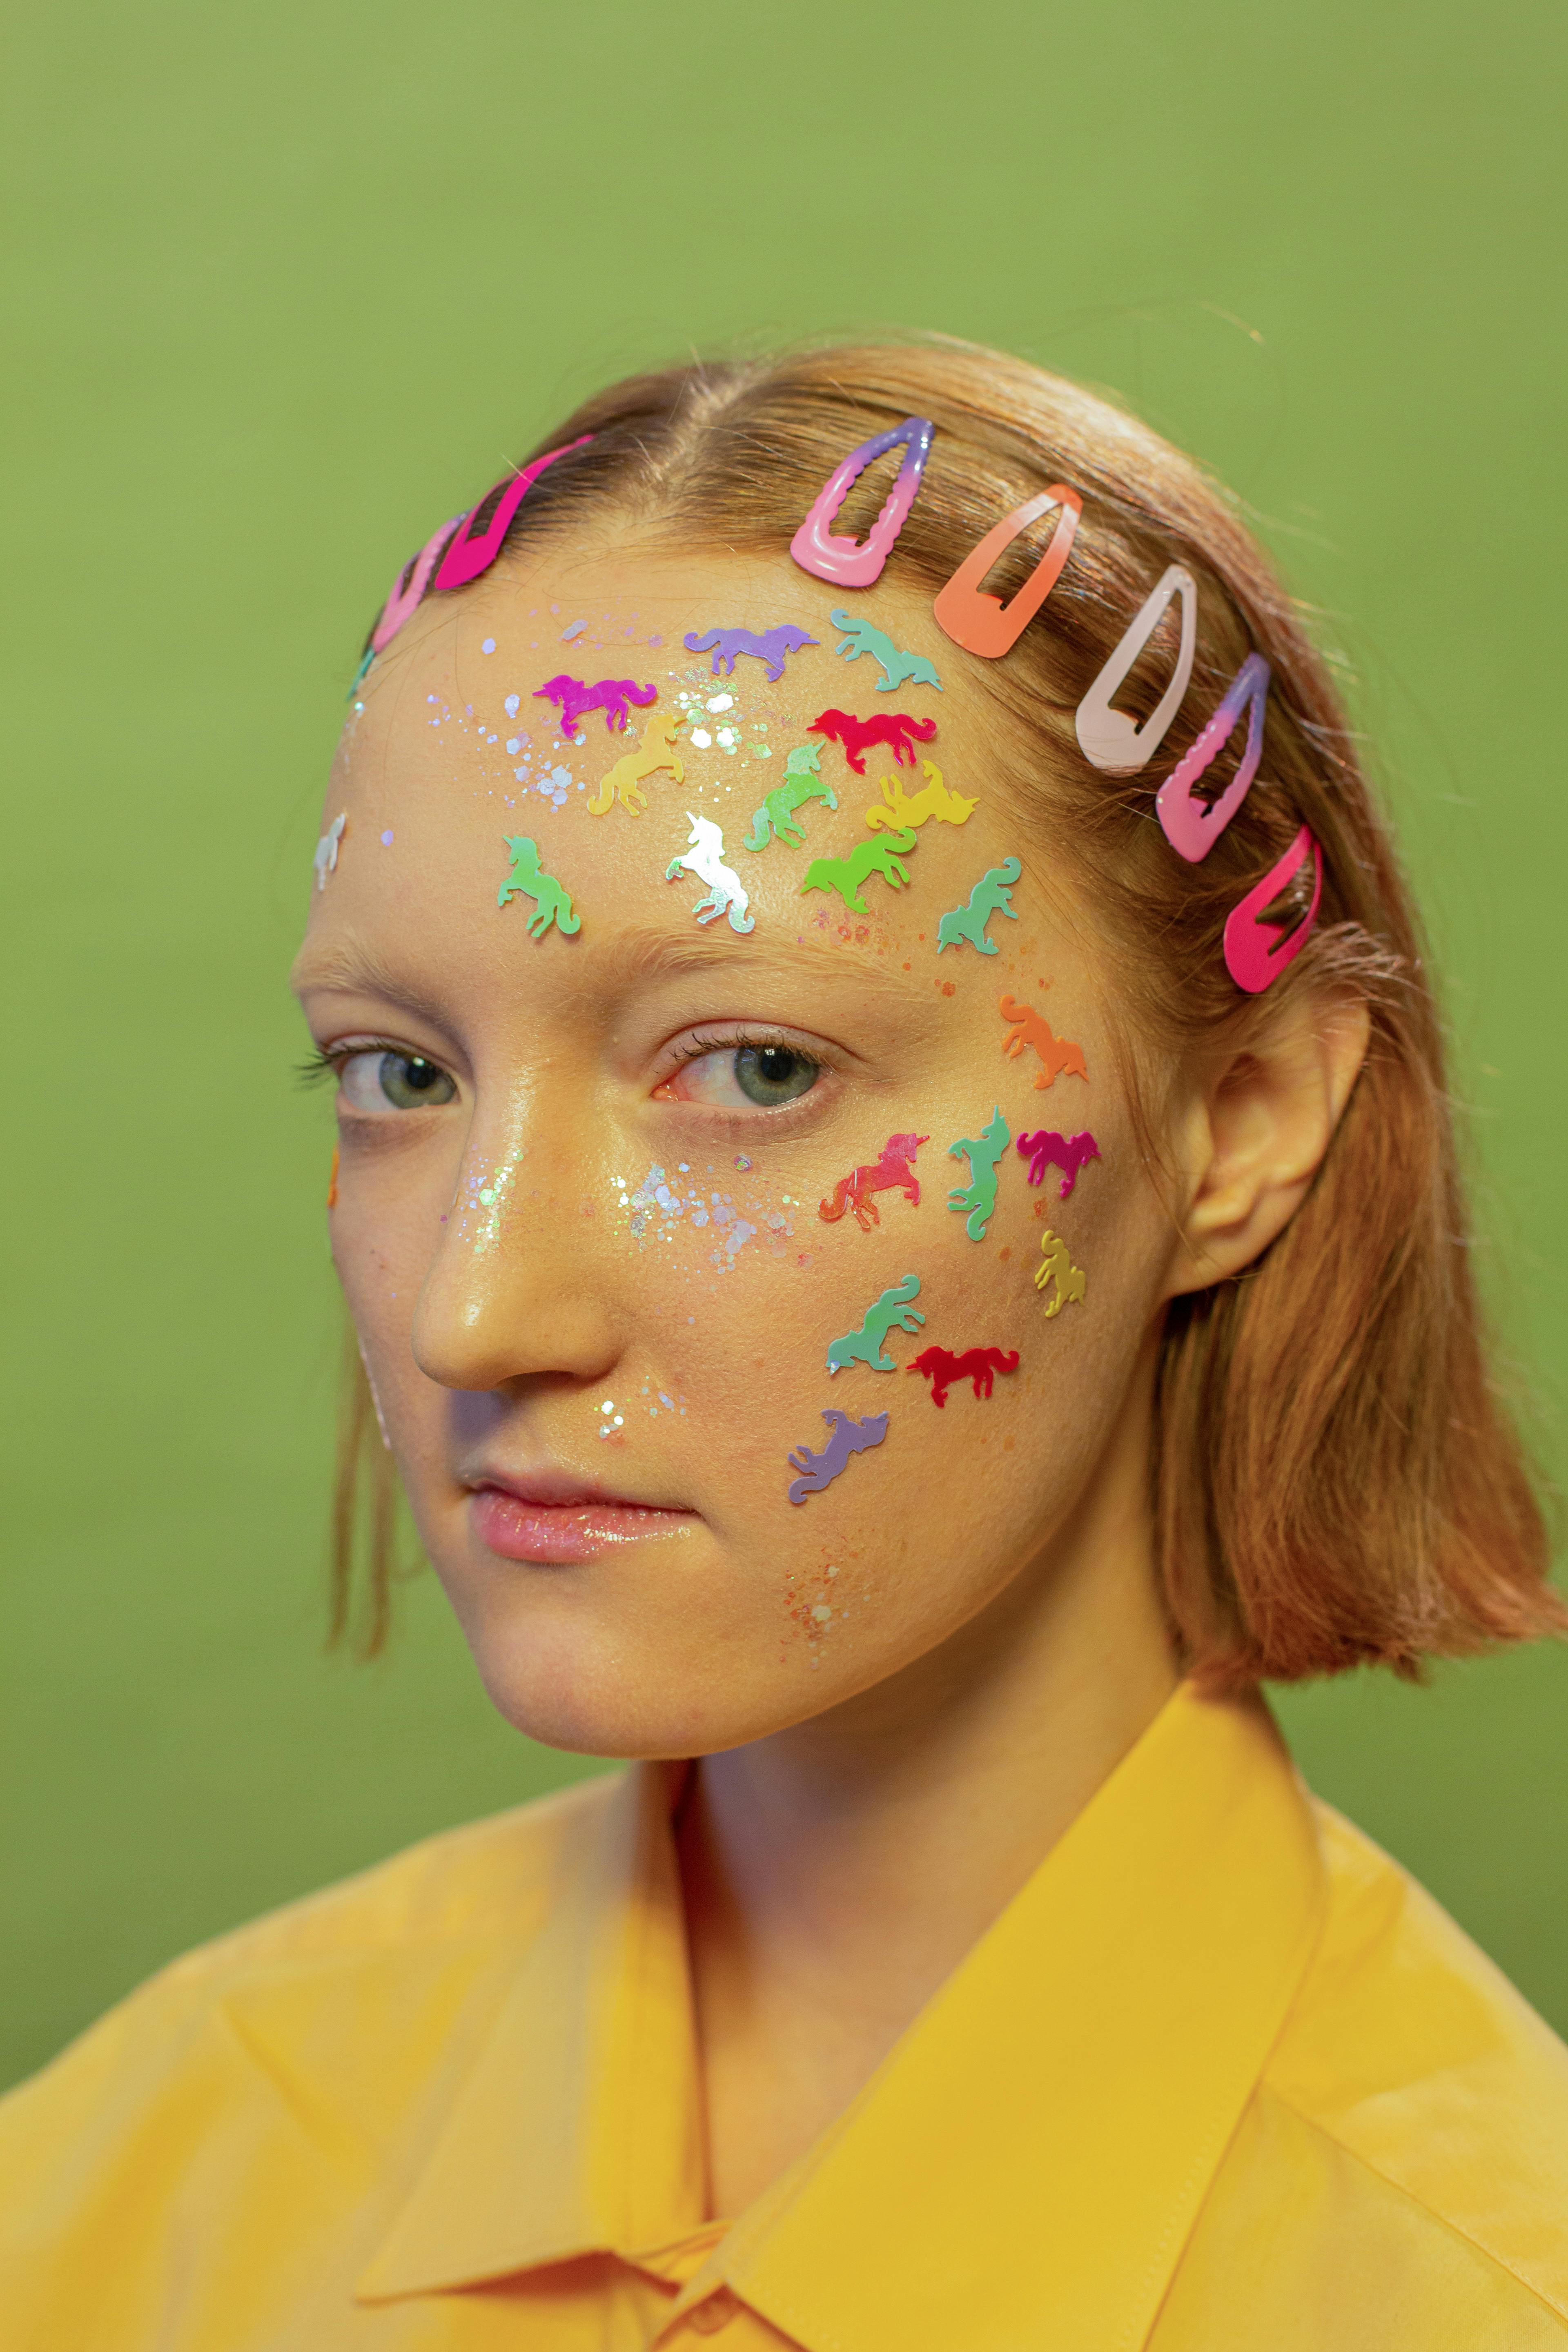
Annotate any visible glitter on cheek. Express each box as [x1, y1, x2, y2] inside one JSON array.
[[380, 829, 394, 846], [481, 638, 497, 654], [504, 694, 521, 719]]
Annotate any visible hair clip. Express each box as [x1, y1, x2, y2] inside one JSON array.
[[1154, 654, 1271, 862], [932, 486, 1083, 658], [1222, 824, 1323, 993], [366, 436, 593, 657], [430, 435, 594, 594], [370, 517, 464, 653], [1076, 564, 1197, 774], [790, 417, 935, 588]]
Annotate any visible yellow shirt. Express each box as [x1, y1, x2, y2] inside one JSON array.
[[4, 1685, 1567, 2350]]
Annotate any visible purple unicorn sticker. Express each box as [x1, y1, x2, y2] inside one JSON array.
[[533, 675, 657, 738], [786, 1407, 890, 1505], [1016, 1129, 1101, 1199], [684, 624, 820, 683]]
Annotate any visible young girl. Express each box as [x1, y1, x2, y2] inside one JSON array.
[[4, 341, 1566, 2348]]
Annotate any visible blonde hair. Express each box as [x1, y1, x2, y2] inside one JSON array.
[[334, 337, 1560, 1686]]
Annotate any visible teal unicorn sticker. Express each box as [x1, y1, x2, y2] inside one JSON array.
[[936, 858, 1021, 955], [825, 1275, 925, 1374], [947, 1107, 1011, 1241]]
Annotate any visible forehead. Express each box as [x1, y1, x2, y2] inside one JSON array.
[[302, 542, 1070, 1009]]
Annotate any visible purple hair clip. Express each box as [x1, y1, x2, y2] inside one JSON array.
[[790, 416, 935, 589]]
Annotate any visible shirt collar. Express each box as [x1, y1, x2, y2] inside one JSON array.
[[356, 1687, 1327, 2349]]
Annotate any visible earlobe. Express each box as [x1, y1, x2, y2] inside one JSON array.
[[1166, 993, 1371, 1298]]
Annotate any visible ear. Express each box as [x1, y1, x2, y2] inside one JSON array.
[[1165, 990, 1372, 1299]]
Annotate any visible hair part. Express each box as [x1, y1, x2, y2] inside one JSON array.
[[336, 335, 1561, 1683]]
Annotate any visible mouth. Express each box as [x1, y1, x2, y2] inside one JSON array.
[[466, 1468, 700, 1566]]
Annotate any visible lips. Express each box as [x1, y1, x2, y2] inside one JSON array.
[[468, 1472, 698, 1566]]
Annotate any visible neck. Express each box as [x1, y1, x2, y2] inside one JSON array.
[[677, 1352, 1178, 2216]]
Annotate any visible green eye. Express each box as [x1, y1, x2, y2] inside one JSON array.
[[340, 1050, 457, 1111], [732, 1045, 819, 1107]]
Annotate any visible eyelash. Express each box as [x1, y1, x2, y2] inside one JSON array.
[[296, 1040, 414, 1088], [295, 1029, 828, 1098], [662, 1025, 815, 1072]]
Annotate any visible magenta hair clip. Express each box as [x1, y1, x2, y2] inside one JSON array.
[[1075, 564, 1198, 775], [370, 515, 464, 653], [932, 486, 1083, 659], [790, 416, 935, 589], [1154, 654, 1272, 863], [1223, 824, 1323, 993], [430, 434, 593, 594]]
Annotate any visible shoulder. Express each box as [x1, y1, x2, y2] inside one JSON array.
[[0, 1769, 620, 2145], [1261, 1798, 1568, 2325]]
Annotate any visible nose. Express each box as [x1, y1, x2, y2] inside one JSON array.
[[412, 1129, 621, 1394]]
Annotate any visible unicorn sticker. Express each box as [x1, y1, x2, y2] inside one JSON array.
[[665, 814, 755, 934]]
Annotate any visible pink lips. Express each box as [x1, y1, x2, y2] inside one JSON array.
[[470, 1474, 697, 1565]]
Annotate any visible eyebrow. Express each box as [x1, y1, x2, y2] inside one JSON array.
[[292, 921, 921, 1016], [607, 922, 918, 1003]]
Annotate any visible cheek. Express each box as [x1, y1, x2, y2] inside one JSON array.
[[599, 1110, 1156, 1653]]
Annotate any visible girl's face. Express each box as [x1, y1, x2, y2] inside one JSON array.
[[293, 544, 1183, 1756]]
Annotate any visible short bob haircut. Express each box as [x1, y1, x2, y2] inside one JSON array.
[[334, 336, 1562, 1689]]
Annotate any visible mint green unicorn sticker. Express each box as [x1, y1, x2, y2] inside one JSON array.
[[744, 740, 838, 851], [947, 1107, 1011, 1241], [935, 857, 1021, 954], [497, 836, 581, 938], [825, 1274, 925, 1374]]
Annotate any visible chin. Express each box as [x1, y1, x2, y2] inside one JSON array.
[[450, 1597, 859, 1762]]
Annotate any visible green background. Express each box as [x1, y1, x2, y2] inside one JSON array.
[[4, 0, 1564, 2089]]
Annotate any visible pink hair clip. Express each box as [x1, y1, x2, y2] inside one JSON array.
[[932, 485, 1083, 658], [368, 434, 594, 656], [790, 416, 934, 588], [370, 515, 464, 653], [430, 434, 594, 592], [1075, 563, 1198, 774], [1154, 653, 1271, 863], [1223, 824, 1323, 993]]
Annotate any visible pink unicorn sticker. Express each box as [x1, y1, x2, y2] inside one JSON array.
[[534, 675, 657, 737]]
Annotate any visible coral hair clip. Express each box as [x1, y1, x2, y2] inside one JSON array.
[[933, 485, 1083, 658], [790, 416, 934, 588]]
